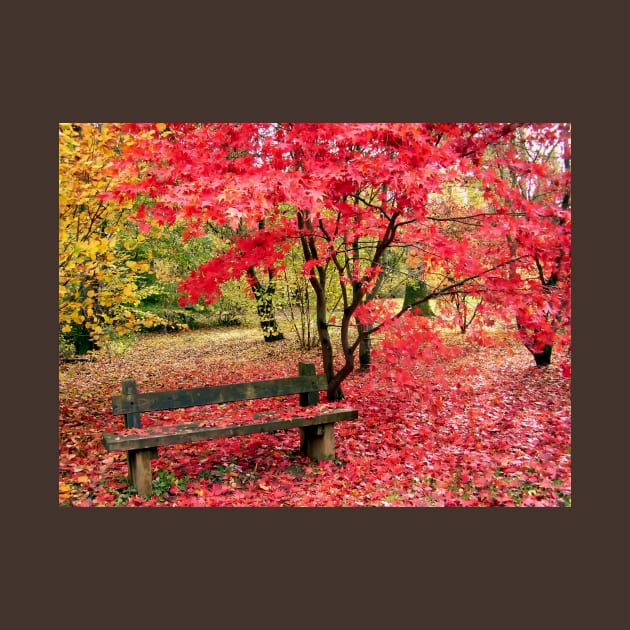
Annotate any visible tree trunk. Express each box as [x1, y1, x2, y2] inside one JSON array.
[[327, 363, 351, 402], [317, 306, 337, 393], [256, 307, 284, 342], [247, 268, 284, 343], [517, 316, 554, 368], [308, 267, 344, 401], [531, 344, 552, 366], [358, 323, 371, 372]]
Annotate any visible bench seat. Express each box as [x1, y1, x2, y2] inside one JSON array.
[[102, 362, 358, 497], [103, 407, 358, 452]]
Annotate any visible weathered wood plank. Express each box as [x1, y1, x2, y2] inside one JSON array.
[[121, 379, 142, 428], [121, 379, 142, 483], [129, 449, 153, 497], [111, 374, 329, 415], [103, 408, 358, 452], [301, 422, 335, 460], [299, 362, 320, 407]]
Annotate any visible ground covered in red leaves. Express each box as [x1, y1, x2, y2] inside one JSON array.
[[58, 325, 571, 507]]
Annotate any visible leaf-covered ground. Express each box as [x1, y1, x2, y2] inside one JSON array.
[[59, 325, 571, 507]]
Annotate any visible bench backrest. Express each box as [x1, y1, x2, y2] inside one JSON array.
[[111, 362, 327, 428]]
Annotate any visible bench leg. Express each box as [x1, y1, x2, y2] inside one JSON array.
[[128, 449, 153, 497], [300, 423, 335, 461]]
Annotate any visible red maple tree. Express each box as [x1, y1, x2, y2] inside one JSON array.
[[105, 122, 571, 400]]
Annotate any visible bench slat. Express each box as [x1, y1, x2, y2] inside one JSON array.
[[111, 374, 329, 415], [103, 408, 358, 452]]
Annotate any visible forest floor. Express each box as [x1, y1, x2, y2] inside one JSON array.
[[58, 322, 571, 507]]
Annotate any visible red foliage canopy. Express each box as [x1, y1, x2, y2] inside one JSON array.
[[105, 122, 570, 393]]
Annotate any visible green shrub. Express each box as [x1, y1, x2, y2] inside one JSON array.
[[58, 333, 76, 360]]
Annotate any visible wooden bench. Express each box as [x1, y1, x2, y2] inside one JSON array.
[[102, 362, 358, 497]]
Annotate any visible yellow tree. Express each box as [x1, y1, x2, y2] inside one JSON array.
[[59, 123, 162, 354]]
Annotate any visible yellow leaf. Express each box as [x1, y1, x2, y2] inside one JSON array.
[[156, 123, 167, 132], [122, 284, 137, 299], [59, 483, 72, 492], [87, 241, 99, 260], [77, 475, 89, 484]]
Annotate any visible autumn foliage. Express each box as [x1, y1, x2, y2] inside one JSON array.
[[59, 122, 571, 507], [58, 326, 571, 507], [59, 123, 166, 353], [104, 123, 571, 398]]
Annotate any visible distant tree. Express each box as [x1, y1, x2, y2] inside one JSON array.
[[58, 123, 160, 353], [493, 124, 572, 365]]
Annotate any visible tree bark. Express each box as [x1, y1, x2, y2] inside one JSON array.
[[517, 317, 554, 368], [531, 344, 552, 366], [315, 290, 337, 395], [247, 268, 284, 342], [358, 324, 371, 372]]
